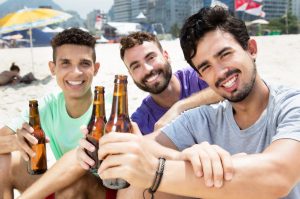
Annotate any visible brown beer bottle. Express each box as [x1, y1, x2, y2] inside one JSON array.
[[28, 100, 47, 175], [86, 86, 107, 173], [104, 75, 132, 189]]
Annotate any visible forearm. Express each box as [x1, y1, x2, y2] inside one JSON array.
[[145, 131, 179, 159], [21, 149, 87, 198], [159, 154, 290, 199], [0, 135, 19, 153], [177, 88, 222, 112], [0, 126, 18, 154]]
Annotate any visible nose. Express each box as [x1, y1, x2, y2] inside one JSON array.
[[73, 65, 83, 74], [214, 64, 229, 78], [143, 62, 154, 72]]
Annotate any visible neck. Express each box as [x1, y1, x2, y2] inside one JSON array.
[[151, 75, 181, 108], [64, 90, 93, 118], [232, 77, 269, 129]]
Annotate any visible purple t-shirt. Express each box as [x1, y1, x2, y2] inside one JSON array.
[[131, 67, 208, 135]]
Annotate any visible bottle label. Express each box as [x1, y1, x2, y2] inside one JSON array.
[[31, 144, 47, 171]]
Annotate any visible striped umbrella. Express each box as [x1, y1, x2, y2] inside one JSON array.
[[0, 8, 72, 73]]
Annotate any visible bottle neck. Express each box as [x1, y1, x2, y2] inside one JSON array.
[[110, 82, 128, 116], [93, 92, 106, 119], [29, 107, 41, 130]]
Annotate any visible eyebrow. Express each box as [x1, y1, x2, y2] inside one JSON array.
[[195, 47, 232, 70], [80, 59, 92, 63], [58, 58, 70, 62], [129, 52, 155, 69]]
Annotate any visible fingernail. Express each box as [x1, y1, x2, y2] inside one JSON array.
[[215, 180, 223, 188], [206, 179, 213, 187], [90, 147, 95, 151], [30, 127, 34, 132], [32, 153, 36, 157], [225, 173, 233, 181]]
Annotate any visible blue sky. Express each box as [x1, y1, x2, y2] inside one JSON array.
[[0, 0, 113, 19]]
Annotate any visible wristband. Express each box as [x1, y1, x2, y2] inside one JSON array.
[[143, 157, 166, 199]]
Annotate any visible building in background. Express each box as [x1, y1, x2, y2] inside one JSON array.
[[147, 0, 192, 32], [131, 0, 148, 22], [263, 0, 287, 20], [86, 10, 101, 33], [292, 0, 300, 19], [190, 0, 204, 15], [111, 0, 131, 22]]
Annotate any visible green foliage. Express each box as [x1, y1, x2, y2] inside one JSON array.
[[267, 12, 299, 34], [170, 23, 180, 38]]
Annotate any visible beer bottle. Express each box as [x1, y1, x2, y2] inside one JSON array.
[[86, 86, 107, 173], [104, 75, 132, 190], [28, 100, 47, 175]]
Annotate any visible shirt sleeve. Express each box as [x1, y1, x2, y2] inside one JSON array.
[[161, 107, 206, 151], [272, 92, 300, 142]]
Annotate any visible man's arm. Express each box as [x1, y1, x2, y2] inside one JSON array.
[[157, 139, 300, 199], [20, 149, 87, 199], [100, 132, 300, 199], [154, 88, 222, 130], [0, 126, 19, 154]]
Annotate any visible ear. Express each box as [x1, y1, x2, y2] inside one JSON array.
[[247, 39, 257, 60], [48, 61, 56, 75], [162, 50, 169, 60], [94, 62, 100, 76]]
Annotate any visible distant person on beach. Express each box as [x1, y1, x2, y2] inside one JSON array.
[[93, 6, 300, 199], [0, 62, 38, 86], [0, 62, 21, 86], [0, 28, 108, 198]]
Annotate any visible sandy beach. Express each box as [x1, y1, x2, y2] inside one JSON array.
[[1, 34, 300, 129]]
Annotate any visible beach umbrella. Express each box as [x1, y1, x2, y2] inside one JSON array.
[[250, 19, 269, 25], [0, 8, 72, 73]]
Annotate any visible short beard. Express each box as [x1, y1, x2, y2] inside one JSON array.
[[134, 62, 172, 94], [227, 63, 257, 103]]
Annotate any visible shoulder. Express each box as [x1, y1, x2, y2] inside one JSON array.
[[131, 96, 154, 118], [270, 84, 300, 108], [175, 67, 208, 90], [174, 67, 198, 78], [182, 100, 228, 121], [38, 91, 64, 113]]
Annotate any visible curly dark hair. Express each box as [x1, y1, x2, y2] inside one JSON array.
[[120, 32, 163, 60], [51, 28, 96, 62], [180, 6, 250, 72]]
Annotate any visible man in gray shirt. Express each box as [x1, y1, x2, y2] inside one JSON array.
[[96, 6, 300, 199]]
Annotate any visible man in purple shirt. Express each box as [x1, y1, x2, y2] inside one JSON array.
[[120, 32, 222, 134]]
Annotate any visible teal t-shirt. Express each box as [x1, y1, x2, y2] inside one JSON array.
[[7, 92, 93, 160]]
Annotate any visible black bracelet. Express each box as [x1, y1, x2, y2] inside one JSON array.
[[143, 157, 166, 199]]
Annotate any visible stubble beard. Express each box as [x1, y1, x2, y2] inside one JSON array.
[[134, 62, 172, 94]]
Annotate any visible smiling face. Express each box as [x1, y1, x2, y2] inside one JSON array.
[[49, 44, 99, 100], [123, 41, 172, 94], [191, 29, 257, 102]]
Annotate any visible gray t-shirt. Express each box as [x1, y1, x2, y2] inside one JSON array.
[[162, 83, 300, 199]]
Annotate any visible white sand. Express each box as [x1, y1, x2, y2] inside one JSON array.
[[1, 34, 300, 197]]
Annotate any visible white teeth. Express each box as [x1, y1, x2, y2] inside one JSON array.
[[223, 76, 237, 88], [146, 73, 159, 82], [67, 81, 83, 85]]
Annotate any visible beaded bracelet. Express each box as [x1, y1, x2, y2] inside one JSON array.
[[143, 157, 166, 199]]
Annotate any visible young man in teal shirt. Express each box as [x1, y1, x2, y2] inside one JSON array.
[[0, 28, 107, 198]]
